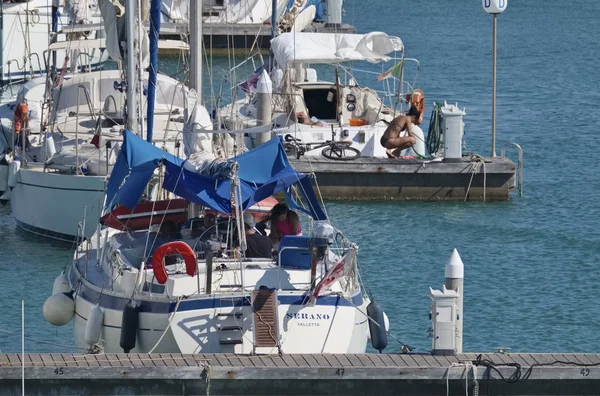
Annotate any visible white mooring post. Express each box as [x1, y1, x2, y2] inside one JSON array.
[[255, 70, 273, 147], [445, 248, 464, 353]]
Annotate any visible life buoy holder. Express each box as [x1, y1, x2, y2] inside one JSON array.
[[151, 241, 197, 285]]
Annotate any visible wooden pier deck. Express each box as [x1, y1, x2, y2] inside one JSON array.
[[1, 352, 599, 395], [290, 155, 517, 201]]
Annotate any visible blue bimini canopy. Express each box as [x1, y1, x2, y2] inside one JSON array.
[[105, 131, 327, 220]]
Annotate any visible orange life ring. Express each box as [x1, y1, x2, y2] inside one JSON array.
[[151, 241, 197, 284], [406, 89, 425, 126]]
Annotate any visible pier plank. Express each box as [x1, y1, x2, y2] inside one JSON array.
[[290, 355, 309, 367], [269, 355, 288, 368], [259, 356, 277, 368], [408, 354, 429, 367], [278, 354, 297, 367], [433, 355, 453, 367], [366, 354, 387, 367], [61, 354, 78, 367], [582, 354, 600, 365], [398, 354, 418, 367], [550, 354, 568, 366], [104, 354, 122, 367], [84, 354, 101, 367], [508, 353, 530, 368], [312, 354, 332, 367], [129, 353, 146, 367], [300, 354, 320, 367], [344, 354, 364, 367], [356, 354, 376, 367], [323, 354, 342, 368], [0, 354, 10, 367], [25, 353, 45, 367], [95, 354, 111, 367], [420, 355, 442, 368], [49, 354, 65, 367], [158, 353, 175, 366], [5, 354, 19, 366], [388, 354, 409, 367], [226, 354, 243, 367], [530, 353, 554, 365], [377, 354, 396, 367], [334, 354, 352, 367]]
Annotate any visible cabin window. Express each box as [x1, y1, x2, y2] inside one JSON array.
[[302, 88, 338, 121]]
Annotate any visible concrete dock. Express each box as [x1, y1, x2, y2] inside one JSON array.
[[1, 352, 598, 395], [290, 155, 517, 201]]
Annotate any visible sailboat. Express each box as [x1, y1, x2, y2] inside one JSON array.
[[219, 31, 427, 160], [0, 0, 107, 88], [44, 130, 385, 354], [1, 0, 213, 241]]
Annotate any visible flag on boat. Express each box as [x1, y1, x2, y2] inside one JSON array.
[[376, 60, 403, 81], [311, 248, 356, 301]]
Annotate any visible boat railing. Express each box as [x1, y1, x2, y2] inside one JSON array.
[[501, 142, 523, 197], [337, 58, 421, 109]]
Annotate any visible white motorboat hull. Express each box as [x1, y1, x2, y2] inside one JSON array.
[[11, 167, 105, 241]]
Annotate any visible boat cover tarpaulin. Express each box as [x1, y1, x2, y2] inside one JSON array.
[[271, 32, 403, 67], [105, 131, 327, 220]]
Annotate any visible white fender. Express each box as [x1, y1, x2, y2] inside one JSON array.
[[52, 272, 70, 295], [43, 293, 75, 326], [84, 304, 105, 345], [7, 158, 20, 188], [0, 161, 8, 193]]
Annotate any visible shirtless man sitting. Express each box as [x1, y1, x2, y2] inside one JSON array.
[[380, 106, 421, 158]]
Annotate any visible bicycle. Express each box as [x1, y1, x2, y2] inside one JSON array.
[[283, 133, 361, 161]]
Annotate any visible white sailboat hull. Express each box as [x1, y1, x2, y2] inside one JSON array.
[[11, 167, 105, 241], [72, 277, 369, 354]]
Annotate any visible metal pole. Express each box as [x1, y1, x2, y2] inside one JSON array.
[[21, 300, 24, 396], [269, 0, 277, 69], [190, 1, 202, 96], [491, 13, 497, 157], [125, 0, 138, 133]]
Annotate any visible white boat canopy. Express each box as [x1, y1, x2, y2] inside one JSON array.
[[271, 32, 404, 67]]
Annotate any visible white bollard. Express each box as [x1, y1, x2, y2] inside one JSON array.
[[445, 248, 464, 353], [255, 70, 273, 147]]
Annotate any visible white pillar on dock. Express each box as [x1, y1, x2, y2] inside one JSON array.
[[445, 248, 464, 353], [255, 70, 273, 147]]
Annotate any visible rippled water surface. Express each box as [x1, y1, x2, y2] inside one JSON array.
[[1, 0, 599, 354]]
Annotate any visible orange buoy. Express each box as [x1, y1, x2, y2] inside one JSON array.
[[151, 241, 197, 284]]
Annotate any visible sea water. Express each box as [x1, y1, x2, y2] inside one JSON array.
[[1, 0, 599, 354]]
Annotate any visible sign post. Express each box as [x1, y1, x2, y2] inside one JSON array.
[[483, 0, 507, 157]]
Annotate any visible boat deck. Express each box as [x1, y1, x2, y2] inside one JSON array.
[[1, 352, 598, 395]]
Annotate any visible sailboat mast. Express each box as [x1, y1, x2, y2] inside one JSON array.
[[147, 0, 161, 143], [190, 1, 202, 95], [125, 0, 138, 133], [269, 0, 277, 69]]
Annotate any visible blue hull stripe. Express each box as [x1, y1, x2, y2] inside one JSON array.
[[69, 265, 364, 314]]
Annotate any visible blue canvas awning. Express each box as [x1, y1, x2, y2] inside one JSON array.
[[105, 130, 327, 220]]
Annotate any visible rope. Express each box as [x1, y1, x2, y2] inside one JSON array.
[[445, 362, 479, 396], [336, 293, 412, 352], [464, 154, 487, 202], [147, 295, 183, 354]]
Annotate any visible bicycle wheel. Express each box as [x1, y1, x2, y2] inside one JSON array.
[[321, 143, 361, 161]]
